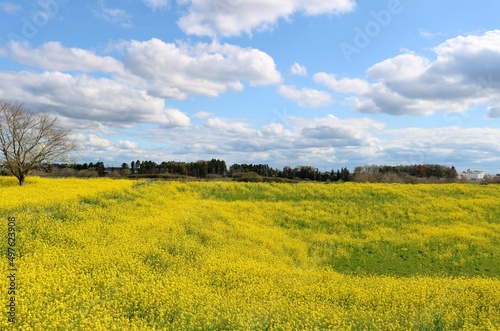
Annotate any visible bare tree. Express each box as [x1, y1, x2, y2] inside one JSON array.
[[0, 99, 78, 186]]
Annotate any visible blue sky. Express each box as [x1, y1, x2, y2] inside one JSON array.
[[1, 0, 499, 174]]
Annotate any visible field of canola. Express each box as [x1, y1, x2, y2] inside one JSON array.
[[1, 177, 499, 330]]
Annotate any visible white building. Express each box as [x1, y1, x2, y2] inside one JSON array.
[[465, 169, 486, 180]]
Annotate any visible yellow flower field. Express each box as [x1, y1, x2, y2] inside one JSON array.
[[1, 177, 499, 330]]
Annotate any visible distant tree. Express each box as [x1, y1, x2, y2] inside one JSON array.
[[340, 167, 350, 181], [196, 160, 208, 178], [282, 166, 295, 179], [354, 166, 364, 175], [447, 166, 458, 179], [119, 162, 129, 176], [0, 99, 78, 186], [137, 160, 144, 174], [208, 159, 227, 176], [230, 163, 274, 177], [141, 160, 157, 174], [295, 165, 319, 180], [94, 162, 105, 176]]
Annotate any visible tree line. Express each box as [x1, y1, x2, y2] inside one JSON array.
[[42, 159, 351, 182], [353, 164, 460, 183], [34, 160, 477, 184]]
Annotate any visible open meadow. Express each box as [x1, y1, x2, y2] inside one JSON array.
[[1, 177, 499, 330]]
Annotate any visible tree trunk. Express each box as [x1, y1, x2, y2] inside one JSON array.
[[18, 174, 25, 186]]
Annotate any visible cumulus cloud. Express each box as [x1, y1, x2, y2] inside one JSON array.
[[117, 140, 139, 150], [313, 72, 370, 94], [290, 62, 307, 76], [158, 108, 191, 128], [204, 117, 255, 135], [122, 38, 282, 99], [316, 30, 500, 116], [0, 71, 190, 128], [383, 127, 500, 166], [2, 41, 123, 73], [293, 114, 383, 146], [89, 134, 113, 149], [278, 85, 333, 108], [193, 111, 212, 119], [79, 134, 141, 162], [0, 38, 285, 131], [0, 39, 281, 100], [177, 0, 356, 37]]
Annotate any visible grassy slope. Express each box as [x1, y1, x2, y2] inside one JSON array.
[[197, 181, 500, 277]]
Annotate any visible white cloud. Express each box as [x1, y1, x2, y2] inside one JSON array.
[[204, 117, 255, 135], [313, 72, 370, 94], [0, 38, 282, 103], [383, 127, 500, 167], [0, 70, 190, 128], [117, 140, 139, 150], [261, 123, 285, 136], [315, 30, 500, 116], [81, 135, 141, 160], [0, 2, 21, 14], [193, 111, 212, 118], [177, 0, 356, 37], [122, 38, 282, 99], [366, 53, 430, 82], [3, 41, 123, 73], [158, 108, 191, 128], [293, 114, 383, 146], [89, 134, 113, 149], [278, 85, 333, 108], [290, 62, 307, 76], [143, 0, 169, 10]]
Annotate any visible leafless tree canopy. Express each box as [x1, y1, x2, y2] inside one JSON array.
[[0, 99, 78, 186]]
